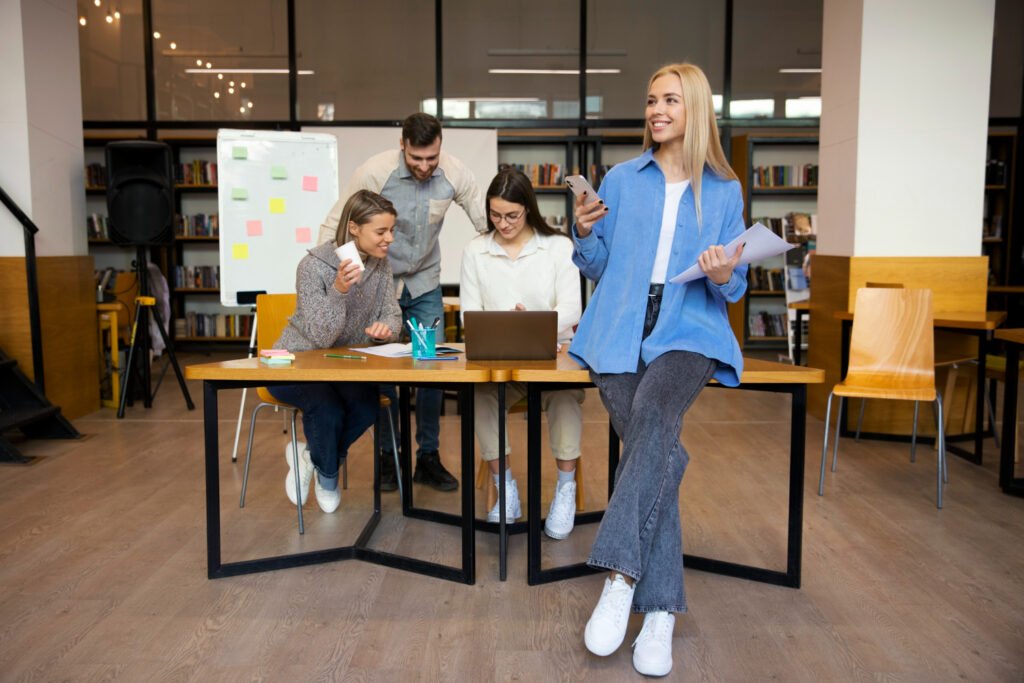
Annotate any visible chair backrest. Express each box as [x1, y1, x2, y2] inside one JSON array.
[[256, 293, 297, 353], [847, 288, 935, 389]]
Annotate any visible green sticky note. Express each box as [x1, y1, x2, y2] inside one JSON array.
[[271, 165, 287, 179], [231, 187, 248, 200], [232, 146, 248, 159], [269, 198, 285, 214], [232, 243, 249, 260]]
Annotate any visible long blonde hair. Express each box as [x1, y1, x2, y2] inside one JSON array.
[[642, 63, 737, 226]]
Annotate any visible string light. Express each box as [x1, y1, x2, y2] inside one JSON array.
[[169, 42, 176, 50], [205, 62, 212, 69], [106, 13, 113, 23], [239, 106, 245, 113], [214, 92, 220, 99], [93, 0, 100, 6], [217, 74, 223, 80], [153, 31, 161, 39], [247, 101, 253, 109], [79, 16, 86, 26], [240, 82, 246, 89], [196, 59, 203, 66], [228, 81, 234, 87], [113, 9, 120, 19], [227, 87, 234, 94]]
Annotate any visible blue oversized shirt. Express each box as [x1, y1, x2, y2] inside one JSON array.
[[569, 149, 747, 386]]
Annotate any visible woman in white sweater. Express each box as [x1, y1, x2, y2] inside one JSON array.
[[460, 167, 584, 538]]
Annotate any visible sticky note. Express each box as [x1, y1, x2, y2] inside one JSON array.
[[232, 243, 249, 260], [231, 188, 248, 200], [271, 165, 287, 179], [232, 146, 248, 159], [269, 198, 285, 214], [302, 175, 318, 192], [295, 227, 311, 243], [246, 220, 263, 237]]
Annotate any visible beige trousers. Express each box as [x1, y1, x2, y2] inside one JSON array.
[[474, 382, 584, 461]]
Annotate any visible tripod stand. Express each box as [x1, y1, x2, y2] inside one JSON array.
[[117, 246, 194, 418]]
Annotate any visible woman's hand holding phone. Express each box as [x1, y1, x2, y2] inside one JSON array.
[[566, 175, 608, 237]]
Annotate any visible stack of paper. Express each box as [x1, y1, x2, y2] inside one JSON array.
[[260, 349, 295, 365]]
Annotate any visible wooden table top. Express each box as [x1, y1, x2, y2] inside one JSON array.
[[185, 348, 825, 386], [834, 310, 1007, 330], [995, 329, 1024, 346]]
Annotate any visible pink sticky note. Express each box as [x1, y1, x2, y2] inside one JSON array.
[[302, 176, 318, 192], [246, 220, 263, 236], [295, 227, 311, 243]]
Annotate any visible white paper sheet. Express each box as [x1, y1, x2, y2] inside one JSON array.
[[668, 223, 795, 285], [350, 343, 461, 358]]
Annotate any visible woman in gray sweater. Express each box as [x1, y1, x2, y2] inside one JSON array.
[[269, 190, 403, 513]]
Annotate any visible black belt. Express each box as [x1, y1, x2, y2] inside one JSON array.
[[644, 284, 664, 339]]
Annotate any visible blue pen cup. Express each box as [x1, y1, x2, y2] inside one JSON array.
[[411, 328, 436, 359]]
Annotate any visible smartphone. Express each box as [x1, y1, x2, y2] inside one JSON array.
[[565, 175, 601, 206]]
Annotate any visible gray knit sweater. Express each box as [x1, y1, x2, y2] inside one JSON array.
[[274, 241, 402, 351]]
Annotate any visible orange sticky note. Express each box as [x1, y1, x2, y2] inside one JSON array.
[[232, 243, 249, 260], [269, 198, 285, 214], [246, 220, 263, 236], [295, 227, 311, 243], [302, 176, 318, 192]]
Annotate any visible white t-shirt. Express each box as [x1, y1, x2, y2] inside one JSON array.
[[650, 179, 690, 284]]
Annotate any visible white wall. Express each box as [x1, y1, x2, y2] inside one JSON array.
[[0, 0, 86, 258]]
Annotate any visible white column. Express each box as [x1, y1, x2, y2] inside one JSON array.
[[818, 0, 995, 257], [0, 0, 86, 258]]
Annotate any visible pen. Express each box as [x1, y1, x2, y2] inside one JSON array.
[[430, 316, 441, 329], [324, 353, 367, 361]]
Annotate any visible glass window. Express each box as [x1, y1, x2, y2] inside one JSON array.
[[296, 1, 434, 121], [443, 0, 579, 121], [990, 0, 1023, 118], [151, 0, 289, 121], [78, 0, 146, 120], [731, 0, 823, 120], [587, 0, 725, 120]]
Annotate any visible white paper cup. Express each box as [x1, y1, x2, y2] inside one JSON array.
[[335, 241, 365, 272]]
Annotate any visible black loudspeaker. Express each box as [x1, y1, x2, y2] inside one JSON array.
[[105, 141, 175, 246]]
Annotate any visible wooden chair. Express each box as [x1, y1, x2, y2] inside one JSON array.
[[819, 288, 948, 508], [473, 398, 585, 514], [239, 294, 400, 534]]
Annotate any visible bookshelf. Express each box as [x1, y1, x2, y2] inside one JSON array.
[[983, 132, 1016, 287], [84, 136, 251, 345], [731, 134, 819, 351]]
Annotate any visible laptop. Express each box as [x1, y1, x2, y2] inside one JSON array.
[[463, 311, 558, 361]]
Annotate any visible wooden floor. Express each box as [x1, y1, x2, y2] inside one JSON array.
[[1, 351, 1022, 682]]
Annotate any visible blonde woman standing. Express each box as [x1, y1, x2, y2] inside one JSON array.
[[571, 63, 747, 677]]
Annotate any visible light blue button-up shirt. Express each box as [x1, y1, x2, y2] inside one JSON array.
[[569, 149, 747, 386]]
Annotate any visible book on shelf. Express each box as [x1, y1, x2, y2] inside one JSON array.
[[175, 159, 218, 186], [87, 213, 109, 240], [588, 164, 614, 187], [175, 213, 219, 238], [173, 265, 220, 289], [752, 163, 818, 188], [498, 162, 567, 187], [748, 311, 788, 338], [85, 163, 106, 188], [748, 266, 785, 291], [175, 312, 253, 338]]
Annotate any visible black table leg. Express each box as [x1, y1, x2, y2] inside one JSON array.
[[1000, 343, 1024, 496]]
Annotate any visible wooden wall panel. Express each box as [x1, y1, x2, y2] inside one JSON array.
[[0, 256, 99, 420]]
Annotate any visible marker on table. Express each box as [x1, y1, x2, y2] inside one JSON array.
[[324, 353, 367, 361], [430, 316, 441, 329]]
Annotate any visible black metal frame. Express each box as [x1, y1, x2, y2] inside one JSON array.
[[839, 318, 993, 465], [525, 381, 809, 589], [0, 184, 45, 393], [999, 340, 1024, 497], [202, 379, 476, 584]]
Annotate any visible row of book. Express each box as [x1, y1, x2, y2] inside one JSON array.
[[87, 213, 110, 240], [499, 163, 568, 187], [176, 213, 219, 238], [174, 312, 253, 339], [752, 163, 819, 188], [752, 213, 817, 241], [173, 265, 219, 289], [749, 311, 788, 338], [85, 163, 106, 188], [176, 160, 217, 186], [749, 266, 785, 291]]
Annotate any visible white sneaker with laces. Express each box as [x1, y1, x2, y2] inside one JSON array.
[[632, 611, 675, 677], [584, 574, 635, 656], [486, 479, 522, 523], [544, 480, 577, 539], [284, 441, 313, 506], [314, 477, 341, 513]]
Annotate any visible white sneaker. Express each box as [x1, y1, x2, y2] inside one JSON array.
[[632, 611, 675, 677], [314, 477, 341, 513], [584, 574, 635, 656], [486, 479, 522, 523], [544, 480, 577, 539], [284, 441, 313, 506]]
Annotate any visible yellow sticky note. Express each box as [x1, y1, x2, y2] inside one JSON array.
[[269, 198, 285, 214], [232, 243, 249, 260], [271, 165, 287, 179]]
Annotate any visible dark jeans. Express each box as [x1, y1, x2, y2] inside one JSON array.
[[267, 382, 379, 480], [586, 284, 716, 613], [379, 285, 446, 457]]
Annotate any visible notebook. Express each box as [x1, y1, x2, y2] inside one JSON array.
[[463, 311, 558, 361]]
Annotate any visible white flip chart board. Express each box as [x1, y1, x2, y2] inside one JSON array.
[[216, 129, 340, 306]]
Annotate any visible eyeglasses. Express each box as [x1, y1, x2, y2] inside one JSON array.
[[488, 210, 525, 225]]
